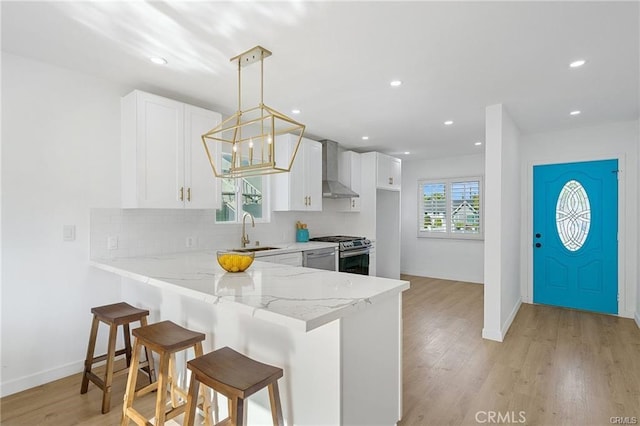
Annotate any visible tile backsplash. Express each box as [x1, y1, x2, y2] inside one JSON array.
[[90, 203, 367, 259]]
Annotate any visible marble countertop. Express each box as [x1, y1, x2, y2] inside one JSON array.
[[91, 250, 409, 332]]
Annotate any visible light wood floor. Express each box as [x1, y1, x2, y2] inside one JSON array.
[[2, 275, 639, 425], [399, 275, 640, 426]]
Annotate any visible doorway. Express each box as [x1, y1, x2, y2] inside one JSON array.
[[533, 159, 618, 314]]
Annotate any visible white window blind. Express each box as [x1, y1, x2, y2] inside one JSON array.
[[418, 177, 483, 239]]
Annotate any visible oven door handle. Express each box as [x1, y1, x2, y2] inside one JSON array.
[[340, 248, 370, 258]]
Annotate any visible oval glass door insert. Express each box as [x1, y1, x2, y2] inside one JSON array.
[[556, 180, 591, 251]]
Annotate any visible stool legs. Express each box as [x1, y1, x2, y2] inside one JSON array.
[[82, 314, 155, 415], [80, 315, 100, 395], [121, 338, 142, 426], [123, 339, 211, 426], [268, 382, 284, 425], [102, 322, 119, 413]]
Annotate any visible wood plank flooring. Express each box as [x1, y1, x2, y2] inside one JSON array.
[[2, 275, 639, 425], [399, 275, 640, 426]]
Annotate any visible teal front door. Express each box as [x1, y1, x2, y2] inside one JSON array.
[[533, 159, 618, 314]]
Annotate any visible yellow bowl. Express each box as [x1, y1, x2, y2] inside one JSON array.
[[217, 251, 255, 273]]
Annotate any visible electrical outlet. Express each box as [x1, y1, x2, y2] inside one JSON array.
[[186, 236, 195, 248], [107, 236, 118, 250], [63, 225, 76, 241]]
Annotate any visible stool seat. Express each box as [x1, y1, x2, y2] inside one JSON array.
[[132, 320, 206, 353], [188, 347, 283, 400], [81, 302, 155, 414], [92, 303, 150, 325], [183, 347, 284, 426]]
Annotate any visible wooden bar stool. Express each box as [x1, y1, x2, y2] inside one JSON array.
[[121, 320, 212, 426], [183, 347, 284, 426], [81, 302, 156, 414]]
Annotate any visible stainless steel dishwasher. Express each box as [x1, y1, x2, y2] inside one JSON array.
[[302, 246, 337, 271]]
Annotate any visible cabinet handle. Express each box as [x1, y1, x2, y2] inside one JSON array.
[[179, 187, 184, 201], [352, 199, 355, 208], [308, 196, 311, 206], [187, 187, 191, 202], [304, 196, 309, 206], [389, 177, 393, 185]]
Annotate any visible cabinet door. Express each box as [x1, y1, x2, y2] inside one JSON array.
[[272, 136, 322, 211], [289, 138, 307, 211], [376, 153, 401, 191], [135, 92, 185, 208], [184, 105, 221, 209], [304, 140, 322, 211], [339, 151, 361, 212], [389, 156, 402, 189]]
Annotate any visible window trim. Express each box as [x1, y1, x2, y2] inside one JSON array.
[[417, 176, 484, 240], [215, 175, 271, 224]]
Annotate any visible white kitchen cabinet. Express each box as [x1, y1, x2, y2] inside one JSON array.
[[271, 135, 322, 211], [360, 152, 401, 279], [375, 153, 402, 191], [121, 90, 221, 209], [338, 151, 361, 212], [258, 251, 303, 267]]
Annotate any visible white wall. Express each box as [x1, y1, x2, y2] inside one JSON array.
[[483, 104, 522, 342], [1, 53, 125, 396], [401, 154, 484, 283], [520, 120, 639, 320], [0, 53, 371, 396]]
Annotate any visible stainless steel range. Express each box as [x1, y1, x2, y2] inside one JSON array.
[[309, 236, 371, 275]]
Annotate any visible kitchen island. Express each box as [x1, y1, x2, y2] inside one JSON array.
[[91, 250, 409, 425]]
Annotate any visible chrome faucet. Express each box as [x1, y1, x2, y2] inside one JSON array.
[[241, 212, 255, 248]]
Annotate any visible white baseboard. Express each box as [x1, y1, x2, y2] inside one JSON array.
[[635, 312, 640, 330], [501, 299, 522, 339], [0, 359, 83, 398], [482, 299, 522, 343], [482, 328, 503, 342]]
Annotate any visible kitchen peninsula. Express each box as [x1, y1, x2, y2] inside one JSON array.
[[91, 250, 409, 425]]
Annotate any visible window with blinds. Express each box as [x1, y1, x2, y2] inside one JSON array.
[[418, 177, 483, 239]]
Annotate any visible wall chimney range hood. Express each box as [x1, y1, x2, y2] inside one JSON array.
[[320, 140, 359, 199]]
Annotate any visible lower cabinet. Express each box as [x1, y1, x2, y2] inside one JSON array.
[[258, 252, 303, 267]]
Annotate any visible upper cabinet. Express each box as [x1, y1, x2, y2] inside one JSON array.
[[272, 135, 322, 211], [121, 90, 221, 209], [375, 153, 402, 191], [338, 150, 362, 212]]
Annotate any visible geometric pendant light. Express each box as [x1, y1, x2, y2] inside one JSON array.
[[201, 46, 306, 178]]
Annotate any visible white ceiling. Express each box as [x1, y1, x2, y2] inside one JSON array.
[[2, 1, 638, 159]]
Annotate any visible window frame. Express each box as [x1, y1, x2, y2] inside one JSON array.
[[215, 175, 271, 225], [417, 176, 484, 240]]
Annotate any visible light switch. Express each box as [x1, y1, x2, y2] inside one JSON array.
[[107, 236, 118, 250], [63, 225, 76, 241]]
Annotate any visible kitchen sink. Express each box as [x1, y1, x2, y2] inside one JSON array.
[[231, 246, 281, 253]]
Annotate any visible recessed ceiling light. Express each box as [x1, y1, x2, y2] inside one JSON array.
[[390, 80, 402, 87], [291, 109, 301, 114], [474, 141, 483, 146], [569, 59, 586, 68], [404, 151, 410, 155], [570, 110, 581, 116], [362, 136, 369, 140], [149, 56, 167, 65], [444, 120, 454, 126]]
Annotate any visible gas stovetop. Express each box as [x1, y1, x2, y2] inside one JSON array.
[[310, 235, 371, 251]]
